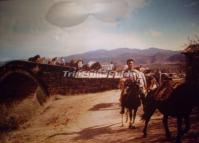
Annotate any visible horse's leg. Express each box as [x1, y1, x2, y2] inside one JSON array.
[[129, 108, 138, 129], [125, 108, 129, 123], [176, 117, 182, 143], [143, 116, 150, 137], [132, 107, 138, 125], [128, 108, 133, 129], [162, 115, 171, 139], [182, 114, 190, 134], [121, 113, 124, 127], [140, 92, 146, 110], [143, 108, 156, 137]]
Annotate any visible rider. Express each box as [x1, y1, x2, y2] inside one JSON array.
[[119, 58, 147, 114]]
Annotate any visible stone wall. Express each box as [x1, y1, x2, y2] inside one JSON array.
[[0, 60, 120, 104]]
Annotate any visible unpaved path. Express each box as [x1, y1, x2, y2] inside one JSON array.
[[2, 90, 199, 143]]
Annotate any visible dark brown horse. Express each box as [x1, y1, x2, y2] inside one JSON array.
[[121, 79, 142, 128], [142, 81, 197, 143]]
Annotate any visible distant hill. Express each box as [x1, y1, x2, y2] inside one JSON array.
[[64, 47, 185, 65]]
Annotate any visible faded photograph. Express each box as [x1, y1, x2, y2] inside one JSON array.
[[0, 0, 199, 143]]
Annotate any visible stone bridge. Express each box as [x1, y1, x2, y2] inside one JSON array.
[[0, 60, 119, 104]]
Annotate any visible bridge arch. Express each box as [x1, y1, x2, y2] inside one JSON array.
[[0, 68, 49, 104]]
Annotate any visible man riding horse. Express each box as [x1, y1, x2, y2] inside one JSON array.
[[119, 59, 147, 114]]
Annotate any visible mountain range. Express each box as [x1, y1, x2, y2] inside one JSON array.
[[64, 47, 185, 65]]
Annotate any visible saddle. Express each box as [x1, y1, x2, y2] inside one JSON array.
[[154, 79, 184, 101]]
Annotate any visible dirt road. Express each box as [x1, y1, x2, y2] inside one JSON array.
[[2, 90, 199, 143]]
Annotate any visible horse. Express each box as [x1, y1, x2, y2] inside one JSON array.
[[120, 79, 142, 129], [142, 80, 196, 143]]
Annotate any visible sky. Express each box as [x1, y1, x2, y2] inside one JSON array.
[[0, 0, 199, 61]]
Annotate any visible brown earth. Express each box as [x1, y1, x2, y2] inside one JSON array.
[[1, 90, 199, 143]]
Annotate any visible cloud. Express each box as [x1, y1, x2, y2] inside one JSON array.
[[0, 17, 148, 60], [0, 0, 52, 36], [46, 0, 148, 27], [49, 18, 148, 56], [46, 1, 90, 27], [0, 0, 149, 60]]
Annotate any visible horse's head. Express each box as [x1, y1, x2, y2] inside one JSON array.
[[124, 79, 140, 94]]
